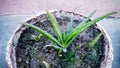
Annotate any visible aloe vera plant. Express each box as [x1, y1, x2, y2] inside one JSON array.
[[21, 10, 116, 55]]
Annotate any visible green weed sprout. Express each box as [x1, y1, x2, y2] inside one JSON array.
[[21, 10, 116, 54]]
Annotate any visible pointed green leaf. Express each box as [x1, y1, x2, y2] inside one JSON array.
[[77, 10, 96, 27], [65, 12, 117, 47], [46, 10, 63, 43], [42, 61, 50, 68], [66, 17, 73, 35], [63, 45, 81, 61], [21, 23, 64, 48], [43, 44, 62, 50], [88, 32, 103, 48], [65, 10, 96, 41]]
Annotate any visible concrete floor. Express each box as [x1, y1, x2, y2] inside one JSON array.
[[0, 14, 34, 68], [0, 0, 120, 18], [0, 13, 120, 68]]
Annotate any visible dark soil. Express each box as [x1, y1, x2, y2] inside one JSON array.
[[15, 11, 106, 68]]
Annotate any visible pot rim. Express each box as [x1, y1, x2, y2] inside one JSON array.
[[96, 23, 113, 68]]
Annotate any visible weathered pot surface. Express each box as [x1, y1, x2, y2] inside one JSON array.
[[6, 10, 113, 68]]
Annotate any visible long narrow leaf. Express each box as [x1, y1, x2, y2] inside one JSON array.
[[62, 45, 81, 61], [42, 61, 50, 68], [65, 12, 117, 47], [66, 17, 73, 35], [88, 32, 103, 48], [65, 10, 96, 42], [65, 17, 73, 42], [77, 10, 96, 27], [66, 45, 81, 61], [21, 23, 64, 48], [46, 10, 63, 43], [43, 44, 62, 50]]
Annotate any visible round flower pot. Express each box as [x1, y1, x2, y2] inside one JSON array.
[[6, 10, 113, 68]]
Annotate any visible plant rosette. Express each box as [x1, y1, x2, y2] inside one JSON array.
[[6, 10, 116, 68]]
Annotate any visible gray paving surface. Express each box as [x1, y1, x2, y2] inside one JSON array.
[[0, 14, 120, 68], [0, 14, 34, 68]]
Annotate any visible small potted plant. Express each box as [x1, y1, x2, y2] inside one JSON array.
[[6, 10, 116, 68]]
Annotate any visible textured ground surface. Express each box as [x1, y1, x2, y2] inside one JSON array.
[[0, 13, 120, 68]]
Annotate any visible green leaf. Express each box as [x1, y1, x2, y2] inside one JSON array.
[[32, 34, 42, 41], [88, 32, 103, 48], [77, 10, 96, 27], [63, 45, 81, 61], [65, 12, 117, 47], [43, 44, 62, 50], [42, 61, 50, 68], [67, 45, 80, 60], [65, 10, 96, 42], [66, 17, 73, 35], [21, 23, 64, 48], [46, 10, 63, 43]]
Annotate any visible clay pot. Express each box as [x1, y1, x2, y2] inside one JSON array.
[[6, 10, 113, 68]]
